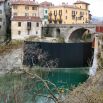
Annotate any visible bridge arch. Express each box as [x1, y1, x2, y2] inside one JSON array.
[[66, 27, 95, 42]]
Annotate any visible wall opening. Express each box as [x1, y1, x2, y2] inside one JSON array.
[[69, 28, 92, 42]]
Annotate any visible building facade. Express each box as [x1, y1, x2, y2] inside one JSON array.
[[0, 0, 10, 42], [48, 1, 91, 24], [39, 1, 53, 25], [11, 0, 42, 40]]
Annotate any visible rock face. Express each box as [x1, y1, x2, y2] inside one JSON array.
[[0, 49, 22, 74]]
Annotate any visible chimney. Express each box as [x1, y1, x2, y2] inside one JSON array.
[[62, 2, 65, 6]]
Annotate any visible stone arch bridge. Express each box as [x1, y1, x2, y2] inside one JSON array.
[[42, 24, 97, 42]]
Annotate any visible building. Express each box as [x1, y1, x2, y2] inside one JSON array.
[[48, 1, 91, 24], [39, 1, 53, 25], [0, 0, 10, 42], [11, 0, 42, 40]]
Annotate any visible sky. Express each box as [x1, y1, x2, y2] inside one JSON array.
[[36, 0, 103, 17]]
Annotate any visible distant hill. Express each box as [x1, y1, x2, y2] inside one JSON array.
[[91, 16, 103, 24]]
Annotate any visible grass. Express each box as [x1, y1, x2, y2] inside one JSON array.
[[0, 40, 23, 55], [0, 69, 56, 103]]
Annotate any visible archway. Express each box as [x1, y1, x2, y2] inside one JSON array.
[[68, 28, 93, 42]]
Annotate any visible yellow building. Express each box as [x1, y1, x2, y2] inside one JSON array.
[[48, 1, 91, 24], [11, 0, 42, 40]]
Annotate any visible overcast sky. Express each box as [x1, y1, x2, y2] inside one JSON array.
[[36, 0, 103, 17]]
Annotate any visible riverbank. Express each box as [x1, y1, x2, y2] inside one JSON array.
[[0, 41, 23, 74], [0, 40, 23, 55], [0, 48, 22, 74], [65, 69, 103, 103], [0, 40, 102, 103]]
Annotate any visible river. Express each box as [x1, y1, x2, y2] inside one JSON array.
[[0, 48, 89, 103]]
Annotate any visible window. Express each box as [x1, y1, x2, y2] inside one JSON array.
[[13, 12, 17, 16], [59, 10, 62, 15], [0, 10, 2, 14], [0, 18, 2, 22], [45, 10, 48, 14], [3, 22, 5, 25], [27, 22, 31, 26], [18, 22, 21, 27], [25, 13, 29, 16], [36, 31, 38, 34], [36, 22, 39, 27], [0, 25, 1, 29], [32, 13, 36, 16], [66, 16, 67, 20], [32, 6, 37, 10], [54, 10, 57, 15], [66, 10, 67, 13], [27, 22, 31, 30], [25, 6, 29, 10], [45, 21, 47, 25], [18, 31, 21, 35], [13, 5, 17, 9]]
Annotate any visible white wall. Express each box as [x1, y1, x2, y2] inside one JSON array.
[[11, 21, 42, 40]]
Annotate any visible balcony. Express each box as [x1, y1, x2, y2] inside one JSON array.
[[48, 18, 52, 23], [57, 17, 62, 24], [89, 14, 92, 20], [53, 19, 57, 24], [72, 14, 76, 17], [80, 15, 83, 18], [27, 22, 31, 30], [58, 19, 62, 24]]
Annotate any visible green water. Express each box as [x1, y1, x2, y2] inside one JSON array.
[[35, 68, 89, 103], [45, 68, 89, 88], [0, 68, 89, 103]]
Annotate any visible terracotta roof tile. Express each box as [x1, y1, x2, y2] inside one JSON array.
[[74, 1, 90, 5], [11, 0, 39, 6], [40, 1, 53, 7], [49, 5, 80, 9], [0, 0, 5, 2], [11, 16, 42, 22]]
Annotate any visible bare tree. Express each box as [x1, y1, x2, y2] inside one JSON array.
[[0, 41, 64, 103]]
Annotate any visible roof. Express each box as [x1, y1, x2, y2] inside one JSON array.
[[11, 16, 42, 22], [0, 0, 5, 3], [40, 1, 53, 7], [11, 0, 39, 6], [49, 5, 80, 9], [74, 1, 90, 5]]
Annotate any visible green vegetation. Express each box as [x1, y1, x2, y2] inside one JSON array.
[[82, 33, 91, 42], [0, 69, 60, 103], [57, 37, 65, 43], [25, 36, 40, 41]]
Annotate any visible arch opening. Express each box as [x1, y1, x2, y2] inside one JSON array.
[[69, 28, 92, 42]]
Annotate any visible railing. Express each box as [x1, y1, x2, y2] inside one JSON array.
[[44, 24, 98, 28]]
